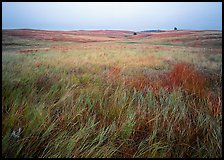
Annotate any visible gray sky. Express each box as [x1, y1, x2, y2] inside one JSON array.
[[2, 2, 222, 31]]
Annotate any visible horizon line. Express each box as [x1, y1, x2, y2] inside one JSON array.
[[2, 28, 222, 32]]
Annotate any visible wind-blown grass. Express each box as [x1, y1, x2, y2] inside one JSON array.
[[2, 30, 222, 158]]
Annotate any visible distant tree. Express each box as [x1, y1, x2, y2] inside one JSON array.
[[174, 27, 177, 31], [133, 32, 137, 35]]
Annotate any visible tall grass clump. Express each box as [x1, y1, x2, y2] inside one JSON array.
[[162, 62, 207, 97]]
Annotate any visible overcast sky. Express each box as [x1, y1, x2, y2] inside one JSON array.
[[2, 2, 222, 31]]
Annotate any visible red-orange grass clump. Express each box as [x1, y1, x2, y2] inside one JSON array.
[[107, 66, 121, 79], [163, 62, 207, 97], [105, 66, 122, 85], [124, 75, 161, 95], [207, 93, 222, 117], [124, 75, 151, 91]]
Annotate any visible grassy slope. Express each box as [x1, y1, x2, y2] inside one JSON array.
[[2, 30, 222, 158]]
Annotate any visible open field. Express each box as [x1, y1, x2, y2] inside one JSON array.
[[2, 29, 222, 158]]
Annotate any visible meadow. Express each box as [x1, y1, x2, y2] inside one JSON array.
[[2, 29, 222, 158]]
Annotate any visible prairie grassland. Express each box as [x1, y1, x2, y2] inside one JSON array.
[[2, 30, 222, 158]]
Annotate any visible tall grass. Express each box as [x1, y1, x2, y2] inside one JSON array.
[[2, 60, 222, 157], [2, 31, 222, 158]]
